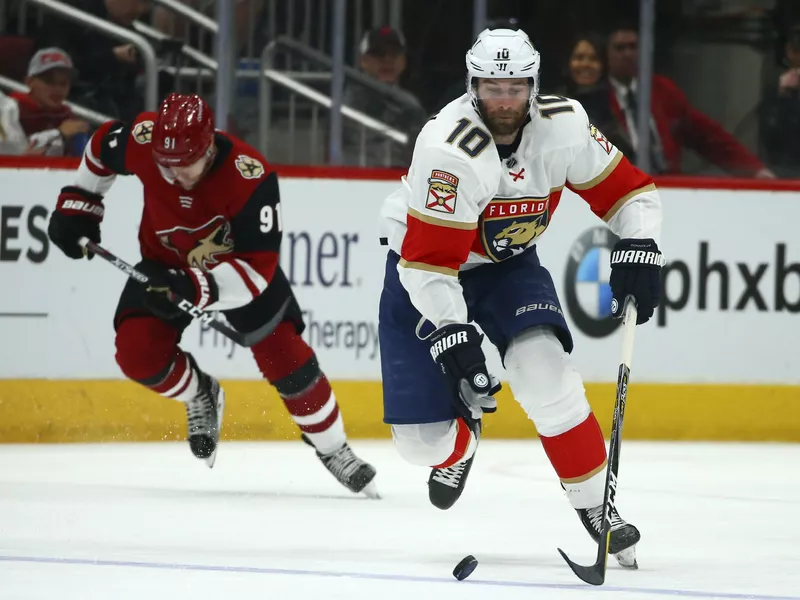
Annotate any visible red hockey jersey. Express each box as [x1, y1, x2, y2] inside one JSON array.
[[71, 112, 281, 312]]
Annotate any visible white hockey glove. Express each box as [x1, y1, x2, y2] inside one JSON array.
[[429, 323, 502, 421]]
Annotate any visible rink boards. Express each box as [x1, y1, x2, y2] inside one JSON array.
[[1, 165, 799, 442]]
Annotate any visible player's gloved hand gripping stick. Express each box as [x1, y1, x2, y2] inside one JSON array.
[[78, 237, 287, 348], [429, 323, 502, 421], [557, 295, 638, 586]]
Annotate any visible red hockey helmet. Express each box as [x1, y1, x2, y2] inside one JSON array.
[[152, 93, 215, 167]]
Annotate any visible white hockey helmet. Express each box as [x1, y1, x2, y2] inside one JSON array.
[[465, 28, 541, 108]]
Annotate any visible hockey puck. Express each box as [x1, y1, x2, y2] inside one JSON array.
[[452, 555, 478, 581]]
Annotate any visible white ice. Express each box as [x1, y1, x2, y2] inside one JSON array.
[[1, 440, 798, 600]]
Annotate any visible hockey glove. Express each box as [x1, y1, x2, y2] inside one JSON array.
[[609, 238, 665, 324], [47, 186, 104, 259], [134, 260, 219, 321], [429, 323, 502, 422]]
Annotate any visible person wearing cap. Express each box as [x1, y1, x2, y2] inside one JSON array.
[[342, 26, 428, 168], [7, 48, 90, 156], [35, 0, 152, 122]]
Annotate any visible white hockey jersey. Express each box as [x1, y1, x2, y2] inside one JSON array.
[[379, 93, 662, 328]]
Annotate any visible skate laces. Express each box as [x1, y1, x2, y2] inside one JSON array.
[[586, 504, 626, 533], [431, 461, 467, 489], [323, 444, 363, 482]]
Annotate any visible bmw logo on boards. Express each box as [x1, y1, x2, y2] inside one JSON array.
[[564, 226, 620, 338]]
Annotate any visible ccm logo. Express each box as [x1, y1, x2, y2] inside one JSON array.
[[177, 299, 214, 323], [61, 199, 104, 218], [430, 330, 468, 361]]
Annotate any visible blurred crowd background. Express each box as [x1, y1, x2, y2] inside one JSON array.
[[1, 0, 800, 179]]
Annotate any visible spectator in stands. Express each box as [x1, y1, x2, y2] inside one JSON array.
[[341, 26, 428, 168], [38, 0, 153, 121], [7, 48, 90, 157], [759, 24, 800, 178], [0, 90, 38, 155], [558, 33, 634, 158], [153, 0, 263, 56], [605, 22, 774, 178]]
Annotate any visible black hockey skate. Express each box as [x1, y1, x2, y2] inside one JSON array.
[[302, 435, 380, 498], [428, 419, 481, 510], [577, 504, 641, 569], [184, 354, 225, 468]]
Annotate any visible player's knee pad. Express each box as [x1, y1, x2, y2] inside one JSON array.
[[115, 317, 181, 382], [250, 321, 316, 386], [504, 326, 590, 437], [391, 421, 459, 467]]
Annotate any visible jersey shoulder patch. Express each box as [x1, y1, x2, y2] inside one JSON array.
[[129, 112, 158, 145], [589, 123, 614, 155], [425, 169, 459, 214], [131, 119, 154, 145], [234, 154, 265, 179]]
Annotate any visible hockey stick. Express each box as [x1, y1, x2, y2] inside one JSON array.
[[557, 295, 638, 586], [79, 237, 288, 348]]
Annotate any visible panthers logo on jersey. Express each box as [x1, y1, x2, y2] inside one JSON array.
[[132, 120, 154, 145], [480, 197, 550, 262], [425, 170, 459, 214], [235, 154, 264, 179], [589, 123, 613, 155]]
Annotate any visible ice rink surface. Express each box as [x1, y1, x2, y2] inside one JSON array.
[[0, 440, 798, 600]]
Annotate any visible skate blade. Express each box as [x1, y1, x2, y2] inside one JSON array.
[[613, 545, 638, 569], [360, 480, 381, 499], [205, 389, 226, 469]]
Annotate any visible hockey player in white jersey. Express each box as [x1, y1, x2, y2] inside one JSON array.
[[378, 28, 663, 567]]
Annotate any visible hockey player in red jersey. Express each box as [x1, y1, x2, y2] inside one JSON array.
[[47, 93, 378, 497]]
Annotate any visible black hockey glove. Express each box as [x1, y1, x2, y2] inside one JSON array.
[[47, 186, 104, 259], [429, 323, 502, 422], [135, 260, 219, 321], [609, 238, 664, 324]]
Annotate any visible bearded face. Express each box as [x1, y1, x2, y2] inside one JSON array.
[[474, 78, 532, 137]]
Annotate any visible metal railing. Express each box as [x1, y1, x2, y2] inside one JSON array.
[[259, 36, 416, 165], [150, 0, 218, 33], [132, 20, 216, 95], [22, 0, 159, 110], [0, 75, 114, 125]]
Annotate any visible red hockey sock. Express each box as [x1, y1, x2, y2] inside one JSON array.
[[115, 317, 198, 401], [251, 322, 345, 453], [432, 418, 474, 469], [539, 413, 607, 483]]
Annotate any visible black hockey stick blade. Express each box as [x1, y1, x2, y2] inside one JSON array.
[[80, 238, 287, 347], [557, 296, 637, 586], [557, 543, 608, 586]]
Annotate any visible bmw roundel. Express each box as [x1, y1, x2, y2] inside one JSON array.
[[564, 226, 621, 338]]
